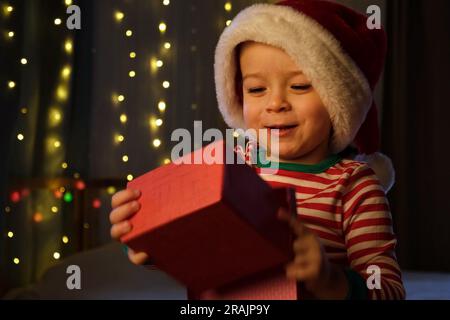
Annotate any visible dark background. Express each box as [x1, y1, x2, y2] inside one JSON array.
[[1, 0, 449, 294]]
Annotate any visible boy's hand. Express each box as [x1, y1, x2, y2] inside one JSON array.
[[278, 208, 348, 299], [110, 189, 149, 265]]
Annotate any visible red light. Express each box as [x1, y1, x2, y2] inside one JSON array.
[[10, 191, 21, 203], [92, 199, 101, 209], [54, 190, 63, 199], [75, 180, 86, 190]]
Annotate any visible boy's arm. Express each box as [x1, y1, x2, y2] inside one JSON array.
[[342, 164, 405, 300]]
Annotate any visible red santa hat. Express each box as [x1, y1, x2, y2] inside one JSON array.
[[214, 0, 395, 192]]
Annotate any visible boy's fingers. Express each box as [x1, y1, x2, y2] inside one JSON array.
[[128, 249, 149, 265], [110, 221, 132, 239], [111, 189, 141, 209], [109, 201, 140, 224]]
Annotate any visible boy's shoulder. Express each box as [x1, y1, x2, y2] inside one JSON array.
[[335, 157, 384, 193]]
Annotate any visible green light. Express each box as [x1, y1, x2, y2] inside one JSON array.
[[63, 192, 73, 203]]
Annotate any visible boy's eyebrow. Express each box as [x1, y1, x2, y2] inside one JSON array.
[[242, 71, 304, 81]]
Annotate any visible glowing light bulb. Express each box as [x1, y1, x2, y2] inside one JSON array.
[[162, 81, 170, 89], [62, 236, 69, 244], [122, 155, 129, 162], [125, 30, 133, 37], [129, 52, 136, 58], [53, 252, 61, 260], [54, 18, 62, 25], [164, 42, 171, 49], [20, 58, 27, 65], [153, 139, 161, 148], [159, 22, 167, 33], [127, 174, 134, 181], [225, 2, 232, 11], [158, 101, 166, 112], [115, 11, 124, 22], [17, 133, 24, 141]]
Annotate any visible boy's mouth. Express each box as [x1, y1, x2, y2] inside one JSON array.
[[264, 124, 298, 137]]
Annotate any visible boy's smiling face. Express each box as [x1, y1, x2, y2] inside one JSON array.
[[239, 41, 332, 164]]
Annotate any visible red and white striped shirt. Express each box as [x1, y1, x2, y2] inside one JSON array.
[[251, 150, 405, 300]]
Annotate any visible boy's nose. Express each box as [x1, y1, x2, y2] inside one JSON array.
[[266, 94, 291, 113]]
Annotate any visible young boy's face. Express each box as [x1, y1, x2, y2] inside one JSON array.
[[239, 42, 332, 163]]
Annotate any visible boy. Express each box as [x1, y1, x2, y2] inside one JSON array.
[[109, 0, 405, 299]]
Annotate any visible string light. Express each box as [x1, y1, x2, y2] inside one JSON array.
[[65, 0, 73, 5], [33, 212, 43, 223], [7, 31, 14, 38], [13, 258, 20, 265], [115, 134, 125, 144], [51, 206, 58, 213], [53, 140, 61, 148], [49, 108, 62, 126], [114, 11, 124, 22], [163, 0, 170, 5], [164, 42, 171, 49], [8, 81, 16, 89], [120, 114, 127, 123], [163, 158, 171, 165], [63, 192, 73, 203], [155, 119, 163, 127], [158, 101, 166, 112], [5, 206, 11, 213], [17, 133, 24, 141], [118, 95, 125, 102], [125, 30, 133, 37], [127, 174, 134, 181], [75, 180, 86, 190], [92, 199, 102, 209], [162, 81, 170, 89], [61, 162, 68, 169], [107, 186, 116, 195], [226, 20, 232, 26], [21, 107, 28, 114], [7, 231, 14, 238], [62, 236, 69, 244], [159, 22, 167, 33], [128, 70, 136, 78], [53, 252, 61, 260], [61, 65, 71, 79], [5, 5, 13, 14], [156, 60, 163, 68], [20, 58, 28, 65], [64, 39, 73, 54], [122, 155, 129, 162], [54, 18, 62, 25], [129, 52, 136, 59], [153, 139, 162, 148], [225, 2, 232, 12]]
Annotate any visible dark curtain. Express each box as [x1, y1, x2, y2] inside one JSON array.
[[383, 0, 450, 272]]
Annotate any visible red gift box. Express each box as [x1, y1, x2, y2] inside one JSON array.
[[121, 140, 297, 296]]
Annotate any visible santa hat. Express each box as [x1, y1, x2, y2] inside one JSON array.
[[214, 0, 395, 192]]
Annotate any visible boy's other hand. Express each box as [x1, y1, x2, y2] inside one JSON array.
[[110, 189, 149, 265]]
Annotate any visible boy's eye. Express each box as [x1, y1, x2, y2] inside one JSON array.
[[247, 87, 266, 94], [291, 84, 312, 90]]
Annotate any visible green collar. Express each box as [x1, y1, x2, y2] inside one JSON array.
[[256, 151, 342, 174]]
